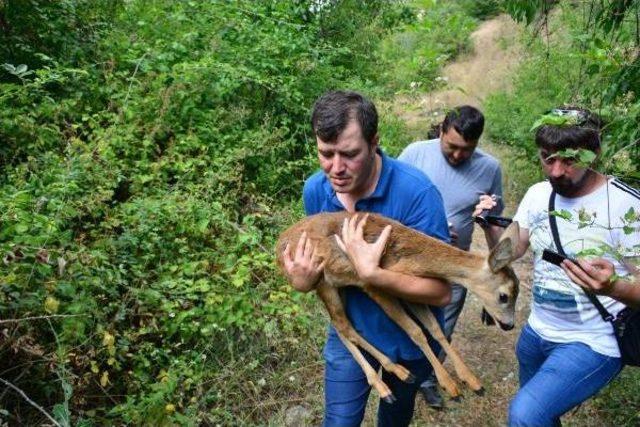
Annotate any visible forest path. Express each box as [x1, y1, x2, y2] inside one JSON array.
[[392, 14, 522, 133], [284, 14, 616, 427]]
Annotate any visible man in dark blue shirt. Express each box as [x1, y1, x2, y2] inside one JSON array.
[[281, 90, 451, 426]]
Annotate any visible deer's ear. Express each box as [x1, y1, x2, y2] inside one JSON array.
[[501, 221, 520, 244], [488, 238, 513, 272], [488, 222, 519, 272]]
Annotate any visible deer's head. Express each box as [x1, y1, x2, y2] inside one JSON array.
[[471, 221, 520, 331]]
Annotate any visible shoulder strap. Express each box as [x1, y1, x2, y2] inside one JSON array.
[[548, 190, 614, 322]]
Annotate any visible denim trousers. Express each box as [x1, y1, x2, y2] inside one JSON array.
[[508, 323, 622, 427], [323, 333, 432, 427]]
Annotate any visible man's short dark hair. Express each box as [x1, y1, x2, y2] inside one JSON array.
[[311, 90, 378, 145], [441, 105, 485, 142], [535, 107, 603, 152]]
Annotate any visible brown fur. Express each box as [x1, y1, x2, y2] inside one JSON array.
[[276, 211, 520, 401]]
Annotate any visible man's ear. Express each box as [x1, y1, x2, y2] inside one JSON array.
[[370, 133, 379, 151]]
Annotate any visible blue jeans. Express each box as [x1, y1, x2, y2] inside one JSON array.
[[323, 334, 432, 427], [508, 323, 622, 427]]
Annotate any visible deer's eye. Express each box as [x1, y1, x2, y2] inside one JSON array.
[[499, 293, 509, 304]]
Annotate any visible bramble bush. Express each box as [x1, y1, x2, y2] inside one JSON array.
[[1, 0, 481, 424]]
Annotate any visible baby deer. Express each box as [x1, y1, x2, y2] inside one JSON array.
[[276, 212, 520, 402]]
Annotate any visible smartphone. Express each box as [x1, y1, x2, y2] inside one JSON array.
[[542, 249, 574, 267]]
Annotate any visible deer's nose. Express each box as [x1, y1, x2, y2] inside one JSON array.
[[498, 320, 514, 331]]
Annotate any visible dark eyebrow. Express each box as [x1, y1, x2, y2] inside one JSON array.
[[341, 149, 360, 156]]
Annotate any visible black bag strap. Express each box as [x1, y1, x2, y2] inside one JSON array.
[[548, 190, 615, 322]]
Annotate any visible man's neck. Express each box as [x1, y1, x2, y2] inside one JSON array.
[[337, 153, 382, 212]]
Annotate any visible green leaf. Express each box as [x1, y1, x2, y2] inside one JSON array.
[[197, 218, 210, 233], [551, 209, 573, 221], [577, 149, 596, 164], [578, 208, 593, 224], [530, 114, 578, 132], [624, 207, 637, 222], [575, 247, 605, 257], [15, 223, 29, 234]]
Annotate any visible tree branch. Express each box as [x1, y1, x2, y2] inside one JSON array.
[[0, 377, 61, 427]]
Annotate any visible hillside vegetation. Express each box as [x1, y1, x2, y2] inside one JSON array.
[[0, 1, 477, 424]]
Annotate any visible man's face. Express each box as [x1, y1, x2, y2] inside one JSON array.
[[440, 128, 477, 166], [539, 147, 590, 197], [316, 120, 377, 195]]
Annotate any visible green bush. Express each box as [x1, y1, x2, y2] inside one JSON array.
[[488, 0, 640, 185], [377, 0, 476, 93], [0, 0, 481, 424]]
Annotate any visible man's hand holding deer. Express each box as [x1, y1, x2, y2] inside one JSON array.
[[334, 213, 451, 306], [282, 231, 326, 292]]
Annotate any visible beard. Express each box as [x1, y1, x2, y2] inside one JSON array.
[[549, 171, 593, 197]]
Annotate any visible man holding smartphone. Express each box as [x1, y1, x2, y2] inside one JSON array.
[[476, 107, 640, 426]]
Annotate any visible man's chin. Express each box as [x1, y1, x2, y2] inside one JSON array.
[[446, 158, 466, 167], [550, 181, 576, 197], [330, 182, 352, 193]]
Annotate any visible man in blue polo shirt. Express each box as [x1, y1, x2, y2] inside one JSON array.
[[281, 90, 451, 426]]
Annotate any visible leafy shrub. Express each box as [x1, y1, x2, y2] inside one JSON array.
[[377, 0, 477, 93], [1, 0, 477, 424], [487, 0, 640, 186]]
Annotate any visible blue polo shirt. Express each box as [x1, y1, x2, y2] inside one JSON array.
[[303, 150, 450, 361]]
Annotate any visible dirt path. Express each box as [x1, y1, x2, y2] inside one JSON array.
[[394, 14, 522, 132]]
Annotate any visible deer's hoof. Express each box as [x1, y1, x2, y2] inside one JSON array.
[[382, 393, 397, 405], [474, 387, 485, 396], [405, 372, 416, 384]]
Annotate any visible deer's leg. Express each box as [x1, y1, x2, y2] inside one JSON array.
[[406, 303, 483, 393], [316, 283, 412, 403], [318, 284, 414, 384], [332, 332, 397, 405], [363, 287, 460, 398]]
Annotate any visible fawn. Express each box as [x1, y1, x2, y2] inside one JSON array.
[[276, 211, 520, 402]]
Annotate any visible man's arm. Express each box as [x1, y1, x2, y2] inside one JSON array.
[[335, 214, 451, 306], [484, 166, 505, 249], [474, 195, 530, 258], [562, 258, 640, 309], [361, 268, 451, 306]]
